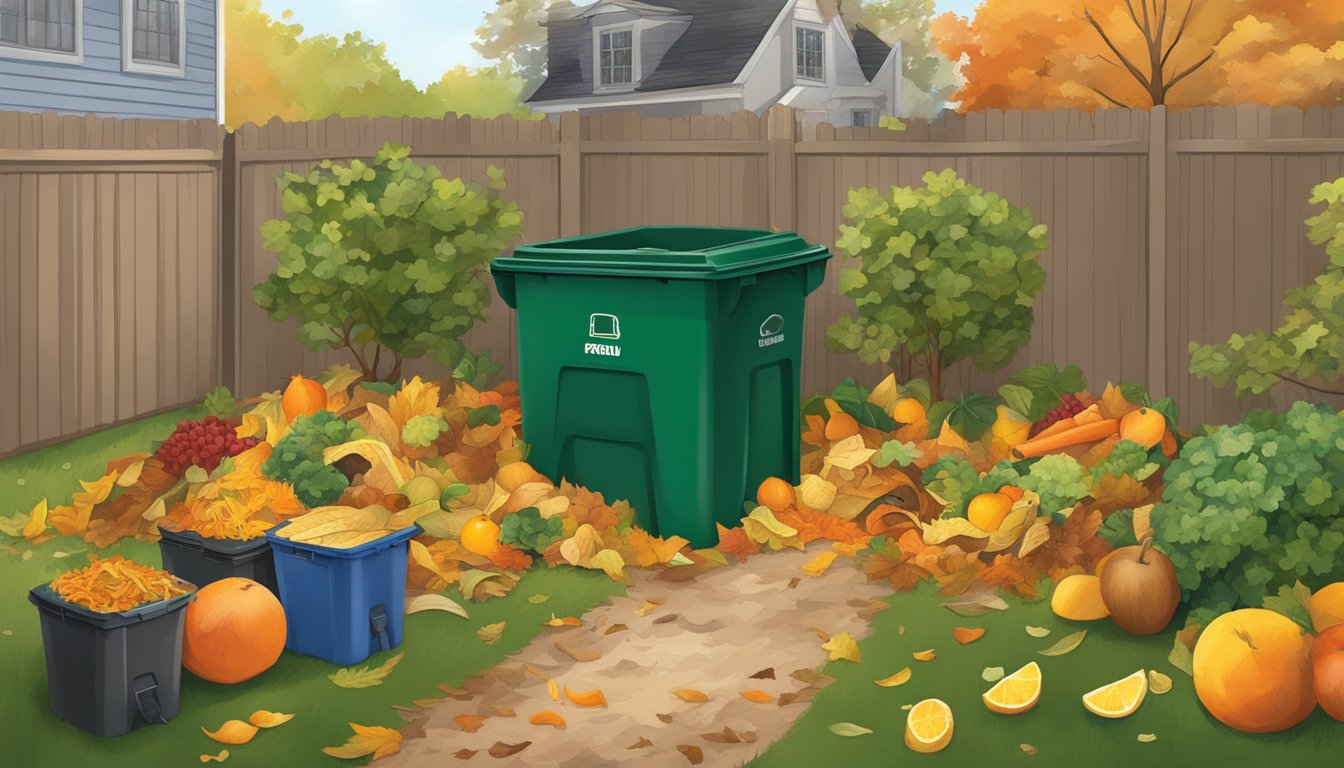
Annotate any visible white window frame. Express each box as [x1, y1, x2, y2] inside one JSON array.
[[122, 0, 186, 77], [0, 0, 83, 65], [794, 22, 826, 84], [592, 22, 638, 93], [851, 109, 874, 128]]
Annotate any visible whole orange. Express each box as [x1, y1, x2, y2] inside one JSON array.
[[1193, 608, 1316, 733], [1119, 407, 1165, 448], [1310, 582, 1344, 632], [461, 515, 502, 556], [756, 477, 796, 513], [967, 492, 1013, 532], [183, 578, 286, 684], [1312, 624, 1344, 721], [890, 398, 927, 426]]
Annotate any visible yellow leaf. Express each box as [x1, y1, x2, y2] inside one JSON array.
[[636, 599, 662, 617], [1148, 669, 1173, 695], [321, 722, 403, 761], [801, 551, 838, 577], [328, 652, 404, 688], [875, 667, 912, 687], [547, 678, 560, 701], [202, 720, 259, 745], [564, 686, 608, 707], [319, 363, 363, 400], [740, 689, 774, 703], [322, 439, 409, 494], [22, 498, 48, 540], [824, 434, 878, 473], [199, 749, 230, 763], [743, 506, 803, 551], [912, 649, 937, 662], [822, 631, 862, 663], [672, 689, 710, 703], [116, 458, 146, 487], [1097, 382, 1138, 421], [866, 373, 901, 412], [626, 527, 691, 566], [408, 539, 460, 588], [239, 391, 287, 444], [477, 621, 506, 645], [544, 614, 582, 627], [935, 420, 971, 453], [388, 376, 443, 428], [74, 472, 119, 506], [559, 523, 602, 567], [528, 710, 567, 729], [248, 710, 295, 728], [589, 548, 628, 582]]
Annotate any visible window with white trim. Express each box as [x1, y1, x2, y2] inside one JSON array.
[[599, 27, 633, 87], [851, 109, 873, 128], [795, 26, 824, 81], [124, 0, 184, 74], [0, 0, 77, 56]]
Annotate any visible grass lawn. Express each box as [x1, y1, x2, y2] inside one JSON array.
[[749, 581, 1344, 767], [1, 412, 623, 767]]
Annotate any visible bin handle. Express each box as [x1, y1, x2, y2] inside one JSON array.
[[369, 604, 391, 652], [132, 673, 167, 725]]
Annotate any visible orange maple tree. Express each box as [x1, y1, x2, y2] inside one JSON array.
[[933, 0, 1344, 110]]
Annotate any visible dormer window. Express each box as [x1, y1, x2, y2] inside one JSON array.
[[795, 25, 825, 82], [598, 26, 634, 88]]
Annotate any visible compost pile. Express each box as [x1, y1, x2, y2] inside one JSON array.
[[50, 555, 190, 613]]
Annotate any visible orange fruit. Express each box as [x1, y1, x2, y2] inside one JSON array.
[[1311, 582, 1344, 632], [904, 698, 953, 753], [281, 375, 327, 423], [890, 397, 927, 426], [495, 461, 549, 493], [756, 477, 796, 513], [967, 492, 1013, 532], [1193, 608, 1316, 733], [1082, 669, 1147, 718], [1120, 407, 1166, 448], [982, 661, 1042, 714], [1051, 574, 1110, 620], [997, 484, 1024, 503], [183, 578, 286, 684], [461, 515, 501, 556]]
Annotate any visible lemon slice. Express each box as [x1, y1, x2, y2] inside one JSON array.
[[982, 661, 1042, 714], [904, 698, 954, 753], [1082, 669, 1148, 718]]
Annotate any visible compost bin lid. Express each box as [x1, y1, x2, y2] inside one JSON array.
[[492, 226, 830, 280]]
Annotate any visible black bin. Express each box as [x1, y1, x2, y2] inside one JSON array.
[[28, 582, 195, 738], [158, 527, 278, 594]]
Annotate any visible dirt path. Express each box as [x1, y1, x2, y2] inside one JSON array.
[[385, 548, 890, 767]]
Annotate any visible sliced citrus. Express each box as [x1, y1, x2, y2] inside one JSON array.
[[982, 661, 1042, 714], [1082, 669, 1148, 718], [904, 698, 953, 753]]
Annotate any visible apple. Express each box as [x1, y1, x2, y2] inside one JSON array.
[[1312, 623, 1344, 721]]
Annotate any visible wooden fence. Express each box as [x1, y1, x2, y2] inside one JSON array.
[[3, 104, 1344, 456]]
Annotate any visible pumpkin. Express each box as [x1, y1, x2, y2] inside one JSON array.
[[183, 578, 286, 684], [756, 477, 796, 513], [282, 375, 328, 423], [1098, 537, 1179, 634]]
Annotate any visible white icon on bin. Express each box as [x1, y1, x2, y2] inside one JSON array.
[[589, 313, 621, 340], [760, 314, 784, 337]]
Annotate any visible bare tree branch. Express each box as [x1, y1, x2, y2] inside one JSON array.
[[1120, 0, 1143, 30], [1280, 374, 1344, 396], [1152, 0, 1170, 61], [1165, 48, 1215, 91], [1089, 85, 1131, 108], [1085, 8, 1153, 91], [1160, 0, 1198, 69]]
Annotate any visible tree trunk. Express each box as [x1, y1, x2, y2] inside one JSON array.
[[926, 334, 944, 403]]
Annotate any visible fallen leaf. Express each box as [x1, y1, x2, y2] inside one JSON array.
[[636, 599, 663, 616], [677, 744, 704, 765], [750, 667, 776, 680], [21, 498, 48, 540], [202, 720, 258, 745], [787, 577, 801, 589], [779, 688, 820, 706], [488, 741, 531, 758], [702, 726, 743, 743], [943, 588, 1010, 616], [741, 689, 774, 703], [801, 551, 838, 577], [1025, 625, 1051, 638], [329, 652, 405, 688], [543, 614, 581, 627], [982, 666, 1006, 682], [437, 684, 472, 699], [790, 668, 836, 687], [899, 624, 906, 635], [476, 621, 506, 645], [492, 706, 516, 717], [1148, 670, 1173, 695], [528, 710, 566, 729], [547, 678, 560, 701], [555, 640, 601, 662], [589, 548, 629, 582], [657, 713, 674, 723], [953, 627, 986, 644], [828, 722, 873, 737], [565, 686, 608, 707], [875, 668, 912, 687], [628, 737, 653, 749], [405, 593, 469, 619], [454, 748, 478, 760], [1037, 630, 1087, 656], [248, 710, 294, 728], [604, 623, 629, 635], [807, 626, 831, 643], [900, 704, 913, 711], [199, 749, 230, 763], [653, 614, 678, 625], [1020, 743, 1039, 755], [822, 631, 861, 663], [672, 689, 710, 703], [912, 649, 936, 662], [743, 506, 803, 551], [527, 594, 551, 604], [453, 714, 485, 733], [1169, 624, 1200, 676], [824, 434, 878, 472], [1137, 733, 1157, 743]]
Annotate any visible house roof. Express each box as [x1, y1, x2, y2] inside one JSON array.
[[851, 25, 894, 82]]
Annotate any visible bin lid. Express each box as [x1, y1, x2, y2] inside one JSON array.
[[492, 226, 830, 280], [28, 581, 196, 629]]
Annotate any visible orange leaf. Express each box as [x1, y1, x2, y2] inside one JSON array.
[[565, 686, 608, 708], [543, 614, 582, 628], [953, 627, 986, 644], [912, 649, 937, 662], [740, 690, 774, 703], [453, 714, 485, 733], [528, 710, 567, 729], [671, 689, 710, 703], [714, 524, 760, 561], [1097, 382, 1138, 421]]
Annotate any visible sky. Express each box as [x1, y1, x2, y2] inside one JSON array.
[[258, 0, 983, 88]]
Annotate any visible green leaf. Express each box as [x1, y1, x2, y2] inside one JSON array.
[[184, 466, 209, 484], [1148, 397, 1180, 432], [466, 405, 502, 428], [328, 652, 404, 688], [1169, 634, 1194, 676], [828, 377, 897, 431], [1037, 630, 1087, 656], [1263, 581, 1316, 633], [828, 722, 874, 737], [1118, 382, 1149, 404], [401, 414, 448, 448], [1006, 364, 1087, 422], [981, 666, 1005, 682], [997, 384, 1033, 419], [941, 392, 999, 441], [203, 385, 237, 418], [873, 441, 922, 468]]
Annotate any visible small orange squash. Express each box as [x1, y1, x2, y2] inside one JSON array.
[[282, 375, 327, 423], [183, 578, 286, 684], [756, 477, 796, 513]]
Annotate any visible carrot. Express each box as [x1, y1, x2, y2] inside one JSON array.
[[1033, 416, 1079, 441], [1013, 419, 1119, 459]]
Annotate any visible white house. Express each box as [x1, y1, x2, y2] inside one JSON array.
[[527, 0, 903, 129]]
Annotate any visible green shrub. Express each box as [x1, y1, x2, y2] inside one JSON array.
[[262, 411, 365, 507], [499, 507, 564, 553]]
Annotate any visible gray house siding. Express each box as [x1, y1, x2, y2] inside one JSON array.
[[0, 0, 217, 119]]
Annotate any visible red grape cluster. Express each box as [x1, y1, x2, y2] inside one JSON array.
[[156, 416, 258, 476], [1033, 393, 1088, 435]]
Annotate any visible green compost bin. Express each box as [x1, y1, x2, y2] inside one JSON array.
[[490, 226, 831, 548]]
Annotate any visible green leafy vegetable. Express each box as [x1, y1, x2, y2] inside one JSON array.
[[499, 507, 564, 553], [262, 411, 365, 506], [1017, 454, 1091, 519], [1090, 439, 1161, 483], [873, 440, 923, 469], [203, 385, 237, 419], [401, 414, 448, 448], [1005, 364, 1087, 422], [467, 405, 502, 428], [453, 349, 502, 390], [1098, 508, 1139, 549]]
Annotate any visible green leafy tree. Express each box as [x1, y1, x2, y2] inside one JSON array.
[[1190, 177, 1344, 396], [843, 0, 958, 116], [254, 144, 525, 382], [826, 169, 1049, 402], [473, 0, 555, 98]]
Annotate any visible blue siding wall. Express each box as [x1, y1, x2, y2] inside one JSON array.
[[0, 0, 216, 119]]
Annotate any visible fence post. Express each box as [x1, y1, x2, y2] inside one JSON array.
[[767, 105, 797, 233], [219, 128, 238, 393], [559, 112, 582, 237], [1146, 105, 1167, 398]]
